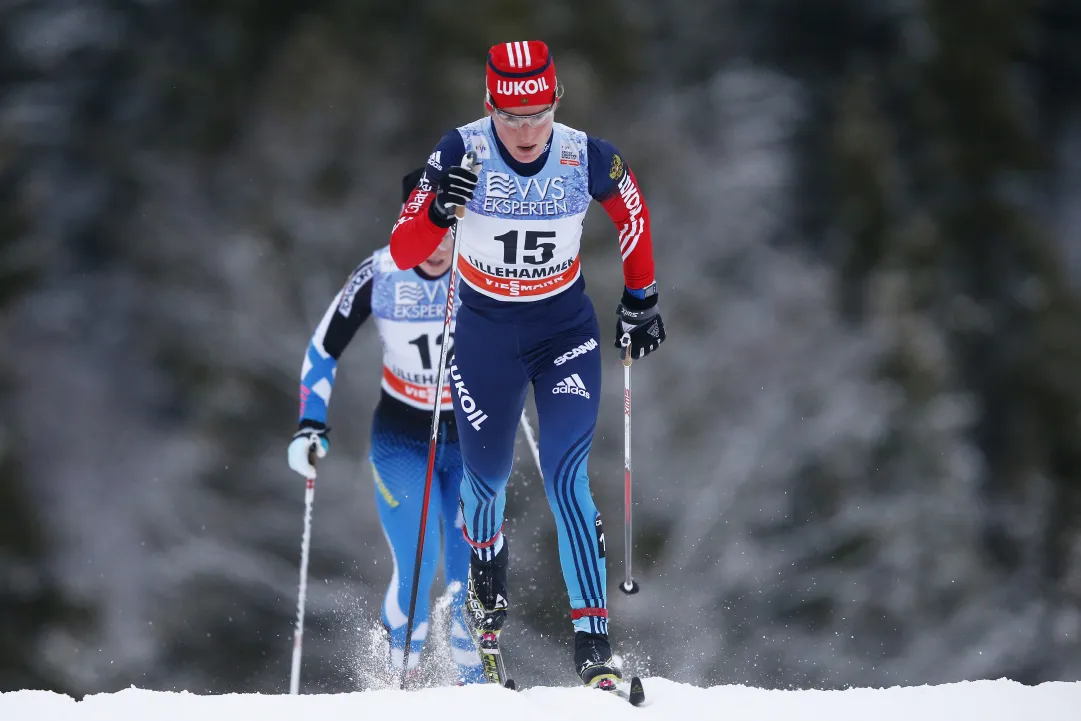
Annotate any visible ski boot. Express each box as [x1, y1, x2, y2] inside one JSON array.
[[465, 541, 512, 686], [575, 631, 623, 691]]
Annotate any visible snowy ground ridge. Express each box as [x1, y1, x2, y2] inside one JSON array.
[[2, 677, 1079, 721]]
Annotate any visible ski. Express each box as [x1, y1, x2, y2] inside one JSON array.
[[474, 628, 515, 689], [586, 674, 645, 706], [470, 622, 640, 704], [503, 675, 644, 705], [620, 675, 647, 706]]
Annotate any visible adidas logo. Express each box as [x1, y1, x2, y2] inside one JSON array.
[[553, 374, 590, 399], [427, 151, 442, 171]]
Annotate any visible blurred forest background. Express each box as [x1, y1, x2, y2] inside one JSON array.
[[3, 0, 1081, 697]]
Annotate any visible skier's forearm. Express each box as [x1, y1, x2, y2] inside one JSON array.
[[390, 187, 449, 270]]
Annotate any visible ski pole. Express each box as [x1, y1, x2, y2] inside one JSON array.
[[400, 151, 481, 690], [519, 410, 543, 479], [619, 333, 639, 595], [289, 448, 318, 694]]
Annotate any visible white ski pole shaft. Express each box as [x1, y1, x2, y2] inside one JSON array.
[[290, 452, 317, 694], [619, 333, 639, 594], [400, 150, 480, 690], [519, 410, 543, 478]]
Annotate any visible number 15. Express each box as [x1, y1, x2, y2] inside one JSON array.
[[493, 230, 556, 265]]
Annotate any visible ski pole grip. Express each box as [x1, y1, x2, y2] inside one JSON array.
[[620, 333, 633, 367], [453, 150, 481, 220]]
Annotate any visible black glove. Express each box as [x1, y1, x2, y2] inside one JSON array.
[[615, 286, 666, 360], [428, 164, 479, 227]]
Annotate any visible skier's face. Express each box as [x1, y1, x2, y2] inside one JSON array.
[[489, 102, 555, 164], [419, 231, 453, 276]]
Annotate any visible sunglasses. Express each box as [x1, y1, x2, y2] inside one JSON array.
[[487, 84, 564, 129]]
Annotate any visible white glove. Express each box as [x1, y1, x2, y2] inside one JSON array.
[[288, 425, 329, 478]]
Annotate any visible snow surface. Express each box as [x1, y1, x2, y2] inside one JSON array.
[[2, 679, 1079, 721]]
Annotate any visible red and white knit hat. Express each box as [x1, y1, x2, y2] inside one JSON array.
[[485, 40, 559, 109]]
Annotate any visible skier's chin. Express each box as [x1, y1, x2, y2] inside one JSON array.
[[513, 144, 541, 162]]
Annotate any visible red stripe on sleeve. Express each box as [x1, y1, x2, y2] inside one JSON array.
[[570, 607, 609, 620], [600, 169, 655, 290]]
